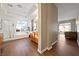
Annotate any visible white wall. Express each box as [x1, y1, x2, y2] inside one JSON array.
[[47, 4, 58, 48], [55, 3, 79, 21], [38, 3, 58, 53]]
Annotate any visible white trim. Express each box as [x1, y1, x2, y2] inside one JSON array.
[[3, 35, 28, 42], [38, 40, 57, 54], [47, 40, 57, 50], [52, 40, 57, 46], [46, 40, 58, 51], [38, 48, 47, 54], [47, 46, 52, 50]]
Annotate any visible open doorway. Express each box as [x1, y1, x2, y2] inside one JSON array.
[[58, 23, 72, 40]]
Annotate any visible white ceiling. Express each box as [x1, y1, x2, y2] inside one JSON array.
[[1, 3, 37, 19], [55, 3, 79, 21], [2, 3, 79, 22]]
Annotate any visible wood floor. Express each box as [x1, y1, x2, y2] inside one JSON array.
[[0, 34, 79, 56], [0, 38, 40, 56], [42, 34, 79, 56]]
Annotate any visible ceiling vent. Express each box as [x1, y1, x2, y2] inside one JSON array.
[[7, 4, 13, 7], [17, 4, 22, 8]]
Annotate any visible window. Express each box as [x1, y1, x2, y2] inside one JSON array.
[[16, 20, 28, 32], [59, 23, 71, 32]]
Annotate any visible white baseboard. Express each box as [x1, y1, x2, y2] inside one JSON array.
[[38, 48, 47, 54], [3, 36, 28, 42], [3, 38, 16, 42], [47, 40, 57, 50], [52, 40, 57, 46], [3, 38, 11, 42], [47, 46, 52, 50], [38, 40, 57, 54]]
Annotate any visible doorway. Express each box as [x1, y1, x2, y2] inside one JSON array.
[[58, 23, 72, 40]]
